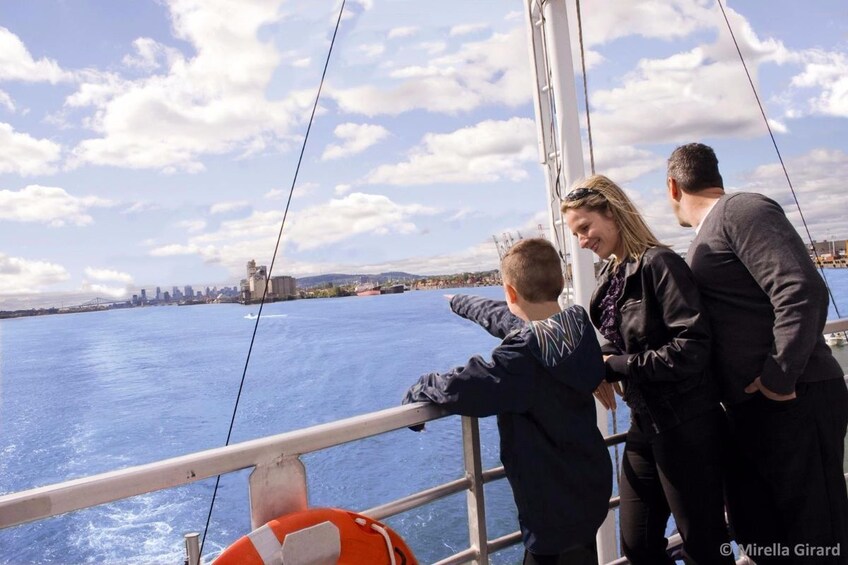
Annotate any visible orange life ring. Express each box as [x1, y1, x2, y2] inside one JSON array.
[[213, 507, 418, 565]]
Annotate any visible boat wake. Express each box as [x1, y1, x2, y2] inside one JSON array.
[[244, 314, 288, 320]]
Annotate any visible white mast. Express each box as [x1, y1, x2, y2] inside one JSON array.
[[523, 1, 617, 562]]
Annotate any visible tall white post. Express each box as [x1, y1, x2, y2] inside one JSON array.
[[539, 0, 597, 307], [524, 1, 616, 563]]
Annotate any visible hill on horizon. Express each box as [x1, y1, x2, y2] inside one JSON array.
[[296, 271, 425, 288]]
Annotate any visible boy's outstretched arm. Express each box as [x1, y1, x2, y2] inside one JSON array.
[[402, 341, 534, 418], [448, 295, 523, 339]]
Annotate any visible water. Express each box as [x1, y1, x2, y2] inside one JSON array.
[[1, 270, 847, 565], [0, 286, 524, 564]]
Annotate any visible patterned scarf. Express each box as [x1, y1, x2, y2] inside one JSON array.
[[599, 261, 649, 414]]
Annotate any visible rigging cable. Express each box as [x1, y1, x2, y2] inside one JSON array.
[[575, 0, 595, 175], [716, 0, 842, 319], [574, 0, 617, 480], [198, 0, 348, 556]]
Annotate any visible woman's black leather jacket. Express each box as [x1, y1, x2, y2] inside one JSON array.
[[589, 246, 720, 431]]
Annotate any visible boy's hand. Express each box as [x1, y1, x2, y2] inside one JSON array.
[[402, 384, 427, 431], [594, 381, 617, 411]]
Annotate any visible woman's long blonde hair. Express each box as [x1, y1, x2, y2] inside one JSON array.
[[561, 174, 662, 265]]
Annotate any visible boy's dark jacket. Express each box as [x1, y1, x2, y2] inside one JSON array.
[[403, 295, 612, 554]]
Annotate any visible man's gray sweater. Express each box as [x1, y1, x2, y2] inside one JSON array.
[[687, 192, 842, 405]]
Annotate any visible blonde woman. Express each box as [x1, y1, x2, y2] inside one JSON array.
[[563, 175, 732, 565]]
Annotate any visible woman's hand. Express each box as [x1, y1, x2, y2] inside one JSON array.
[[594, 381, 617, 411]]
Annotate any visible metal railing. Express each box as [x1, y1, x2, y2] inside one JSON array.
[[1, 320, 846, 564], [0, 397, 624, 564], [826, 318, 848, 334]]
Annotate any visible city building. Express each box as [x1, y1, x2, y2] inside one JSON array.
[[241, 260, 297, 303]]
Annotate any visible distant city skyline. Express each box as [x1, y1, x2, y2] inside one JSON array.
[[0, 1, 845, 309]]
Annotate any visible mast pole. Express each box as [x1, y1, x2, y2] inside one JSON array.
[[524, 1, 616, 562]]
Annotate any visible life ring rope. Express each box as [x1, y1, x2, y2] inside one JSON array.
[[355, 517, 396, 565]]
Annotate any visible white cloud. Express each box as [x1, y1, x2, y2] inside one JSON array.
[[0, 185, 111, 227], [0, 27, 71, 83], [592, 145, 665, 185], [329, 28, 531, 116], [122, 201, 161, 214], [582, 3, 803, 146], [0, 90, 15, 112], [264, 188, 287, 200], [150, 243, 204, 257], [285, 193, 437, 250], [449, 23, 488, 37], [590, 48, 790, 145], [334, 183, 353, 195], [349, 0, 374, 10], [0, 254, 69, 294], [176, 219, 207, 233], [366, 118, 537, 185], [149, 193, 437, 274], [122, 37, 182, 72], [80, 283, 128, 298], [354, 240, 499, 275], [292, 57, 311, 68], [264, 182, 317, 200], [66, 1, 312, 172], [570, 0, 715, 48], [388, 26, 418, 39], [210, 201, 250, 214], [447, 209, 473, 222], [418, 42, 447, 56], [0, 122, 62, 175], [321, 123, 389, 160], [789, 50, 848, 118], [358, 43, 385, 58], [83, 267, 134, 284]]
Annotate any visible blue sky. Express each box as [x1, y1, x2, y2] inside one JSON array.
[[0, 0, 845, 308]]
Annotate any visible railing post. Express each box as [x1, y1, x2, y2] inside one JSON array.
[[248, 455, 308, 528], [184, 532, 200, 565], [462, 416, 488, 564]]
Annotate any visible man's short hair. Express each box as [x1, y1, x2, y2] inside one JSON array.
[[501, 238, 564, 303], [667, 143, 724, 192]]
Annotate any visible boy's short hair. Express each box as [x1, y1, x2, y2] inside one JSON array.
[[501, 238, 564, 303]]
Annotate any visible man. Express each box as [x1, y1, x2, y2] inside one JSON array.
[[666, 142, 848, 564]]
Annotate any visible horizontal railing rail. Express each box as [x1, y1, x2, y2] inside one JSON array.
[[825, 318, 848, 334], [0, 402, 448, 529]]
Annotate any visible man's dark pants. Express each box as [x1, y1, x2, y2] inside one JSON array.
[[725, 379, 848, 565]]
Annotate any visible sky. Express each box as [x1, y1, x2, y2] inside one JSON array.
[[0, 0, 845, 308]]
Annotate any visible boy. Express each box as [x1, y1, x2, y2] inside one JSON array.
[[402, 238, 612, 565]]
